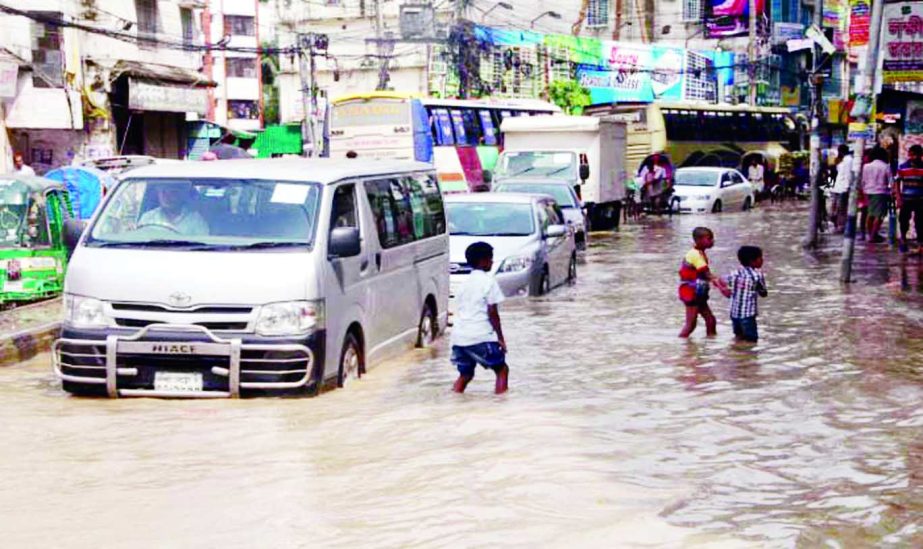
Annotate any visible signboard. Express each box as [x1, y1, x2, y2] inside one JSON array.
[[906, 100, 923, 133], [0, 61, 16, 98], [706, 0, 767, 38], [883, 2, 923, 83], [128, 78, 208, 114], [849, 0, 871, 46], [773, 23, 806, 45], [848, 121, 874, 140]]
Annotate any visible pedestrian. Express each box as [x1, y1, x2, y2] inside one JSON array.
[[725, 246, 768, 343], [747, 156, 765, 194], [830, 144, 853, 233], [860, 146, 892, 244], [12, 152, 35, 176], [450, 241, 510, 394], [895, 144, 923, 253], [678, 227, 731, 338]]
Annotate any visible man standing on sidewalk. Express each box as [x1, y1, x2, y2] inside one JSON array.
[[831, 144, 853, 233], [12, 152, 35, 176], [895, 144, 923, 253]]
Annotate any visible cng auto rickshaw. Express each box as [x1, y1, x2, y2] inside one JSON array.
[[0, 175, 74, 306]]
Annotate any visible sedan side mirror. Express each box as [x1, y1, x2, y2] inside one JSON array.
[[63, 219, 88, 252], [544, 224, 567, 239], [328, 227, 361, 258]]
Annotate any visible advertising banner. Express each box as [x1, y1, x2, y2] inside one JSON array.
[[883, 2, 923, 82], [706, 0, 767, 38], [0, 61, 16, 98], [580, 41, 653, 103], [650, 46, 687, 101], [849, 0, 871, 46]]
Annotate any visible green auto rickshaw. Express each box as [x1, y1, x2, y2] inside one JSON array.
[[0, 175, 74, 306]]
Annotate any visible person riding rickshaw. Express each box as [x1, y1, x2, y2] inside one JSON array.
[[635, 152, 678, 215]]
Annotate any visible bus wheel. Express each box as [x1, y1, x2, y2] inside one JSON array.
[[337, 333, 362, 388]]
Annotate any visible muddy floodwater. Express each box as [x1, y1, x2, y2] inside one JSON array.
[[1, 204, 921, 548]]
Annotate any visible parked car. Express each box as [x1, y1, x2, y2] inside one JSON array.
[[491, 179, 589, 251], [446, 193, 576, 302], [673, 167, 756, 214], [54, 159, 449, 398]]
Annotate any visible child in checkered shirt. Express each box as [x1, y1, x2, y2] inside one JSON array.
[[725, 246, 768, 342]]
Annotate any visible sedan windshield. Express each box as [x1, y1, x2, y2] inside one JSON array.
[[493, 184, 578, 208], [446, 202, 534, 237], [675, 171, 718, 187], [88, 178, 321, 250]]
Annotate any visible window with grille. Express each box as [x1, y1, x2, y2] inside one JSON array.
[[683, 0, 704, 22], [683, 51, 716, 102], [224, 15, 255, 37], [226, 57, 258, 78], [587, 0, 609, 28], [228, 100, 260, 120], [181, 8, 195, 45], [29, 12, 64, 88], [134, 0, 159, 34]]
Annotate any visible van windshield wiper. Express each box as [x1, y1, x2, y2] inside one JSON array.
[[92, 239, 209, 249], [233, 241, 310, 250]]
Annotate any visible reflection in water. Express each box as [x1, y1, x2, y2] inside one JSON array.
[[0, 205, 921, 547]]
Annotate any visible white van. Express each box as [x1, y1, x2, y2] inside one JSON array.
[[53, 159, 449, 398]]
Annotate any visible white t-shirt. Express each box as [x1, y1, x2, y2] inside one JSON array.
[[748, 164, 764, 184], [15, 165, 35, 176], [832, 155, 853, 194], [451, 269, 505, 347], [138, 207, 210, 235]]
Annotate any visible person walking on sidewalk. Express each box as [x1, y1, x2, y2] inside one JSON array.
[[895, 144, 923, 253], [860, 146, 892, 244]]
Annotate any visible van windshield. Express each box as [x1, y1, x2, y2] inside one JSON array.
[[446, 202, 534, 237], [87, 178, 322, 250]]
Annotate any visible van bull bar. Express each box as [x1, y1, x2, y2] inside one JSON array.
[[53, 324, 315, 398]]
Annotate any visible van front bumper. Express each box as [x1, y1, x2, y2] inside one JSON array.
[[53, 323, 324, 398]]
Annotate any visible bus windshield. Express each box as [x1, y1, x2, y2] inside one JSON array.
[[88, 178, 322, 250], [495, 152, 577, 181]]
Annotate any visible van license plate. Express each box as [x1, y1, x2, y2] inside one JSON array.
[[154, 372, 203, 393]]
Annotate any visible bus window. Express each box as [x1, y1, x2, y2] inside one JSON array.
[[431, 108, 455, 146], [460, 109, 484, 146], [478, 110, 498, 146], [449, 110, 469, 146]]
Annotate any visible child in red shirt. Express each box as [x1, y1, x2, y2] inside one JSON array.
[[678, 227, 730, 338]]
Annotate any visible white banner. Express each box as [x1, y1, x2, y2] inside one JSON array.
[[128, 78, 208, 114]]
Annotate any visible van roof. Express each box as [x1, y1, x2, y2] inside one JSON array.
[[121, 158, 434, 184]]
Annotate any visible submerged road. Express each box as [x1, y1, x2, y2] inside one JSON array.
[[1, 203, 921, 547]]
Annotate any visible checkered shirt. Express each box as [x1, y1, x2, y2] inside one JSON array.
[[727, 267, 767, 319]]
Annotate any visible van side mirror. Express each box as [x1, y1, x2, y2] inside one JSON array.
[[579, 164, 590, 182], [328, 227, 361, 258], [64, 219, 88, 252], [544, 224, 567, 239]]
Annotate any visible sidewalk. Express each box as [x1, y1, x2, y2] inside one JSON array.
[[0, 298, 62, 367]]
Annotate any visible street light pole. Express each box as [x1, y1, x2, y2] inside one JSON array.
[[530, 10, 562, 30], [298, 33, 316, 157], [803, 0, 825, 250], [747, 0, 757, 106], [840, 0, 885, 281]]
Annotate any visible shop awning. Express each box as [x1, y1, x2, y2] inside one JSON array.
[[109, 60, 216, 87]]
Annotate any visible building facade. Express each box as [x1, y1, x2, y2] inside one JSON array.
[[208, 0, 263, 132]]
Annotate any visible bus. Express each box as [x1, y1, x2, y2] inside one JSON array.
[[328, 92, 561, 192], [583, 102, 800, 178]]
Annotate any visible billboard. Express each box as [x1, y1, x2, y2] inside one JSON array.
[[882, 2, 923, 82], [706, 0, 767, 38]]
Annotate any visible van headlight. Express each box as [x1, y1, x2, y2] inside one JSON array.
[[255, 300, 325, 336], [498, 255, 533, 273], [64, 294, 108, 328]]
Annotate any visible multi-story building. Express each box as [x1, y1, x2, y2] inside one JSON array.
[[208, 0, 263, 131], [0, 0, 214, 173]]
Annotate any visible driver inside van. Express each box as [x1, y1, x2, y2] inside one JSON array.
[[138, 183, 210, 235]]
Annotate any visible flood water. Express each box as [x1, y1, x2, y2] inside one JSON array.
[[1, 204, 921, 548]]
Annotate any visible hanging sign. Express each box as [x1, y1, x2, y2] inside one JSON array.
[[882, 2, 923, 82], [849, 0, 871, 46]]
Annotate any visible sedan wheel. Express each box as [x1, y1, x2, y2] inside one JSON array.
[[712, 200, 723, 214], [743, 197, 752, 211], [567, 254, 577, 284]]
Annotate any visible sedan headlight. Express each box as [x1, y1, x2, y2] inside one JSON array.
[[697, 194, 712, 201], [498, 255, 534, 273], [255, 300, 325, 336], [64, 294, 108, 328]]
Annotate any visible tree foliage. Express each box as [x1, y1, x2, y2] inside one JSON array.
[[548, 80, 591, 115]]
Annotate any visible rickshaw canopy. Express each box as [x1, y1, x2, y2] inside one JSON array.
[[44, 165, 112, 220]]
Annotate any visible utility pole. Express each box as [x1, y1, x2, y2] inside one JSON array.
[[840, 0, 885, 281], [298, 33, 317, 157], [802, 0, 825, 249], [747, 0, 757, 106]]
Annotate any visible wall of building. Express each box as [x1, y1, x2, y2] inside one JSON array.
[[210, 0, 262, 131]]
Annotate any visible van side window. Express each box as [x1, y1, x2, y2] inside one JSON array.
[[331, 184, 358, 229], [405, 173, 446, 239], [365, 178, 413, 248]]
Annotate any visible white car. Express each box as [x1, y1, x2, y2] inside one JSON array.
[[673, 167, 756, 214]]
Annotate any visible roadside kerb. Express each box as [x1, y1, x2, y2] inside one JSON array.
[[0, 299, 63, 367]]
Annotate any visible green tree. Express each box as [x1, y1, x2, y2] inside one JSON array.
[[548, 80, 591, 115]]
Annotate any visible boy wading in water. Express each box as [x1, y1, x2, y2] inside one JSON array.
[[451, 242, 510, 394], [725, 246, 768, 342], [678, 227, 730, 338]]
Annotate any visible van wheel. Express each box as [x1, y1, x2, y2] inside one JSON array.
[[567, 254, 577, 284], [416, 303, 437, 348], [337, 333, 362, 388]]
